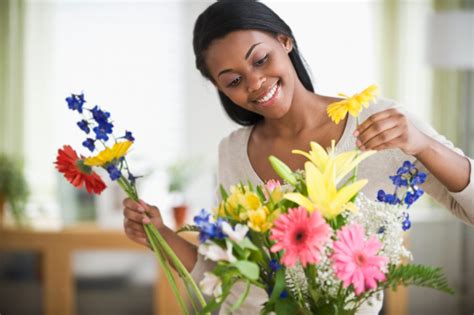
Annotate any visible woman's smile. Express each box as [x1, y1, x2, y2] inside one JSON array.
[[252, 79, 282, 107]]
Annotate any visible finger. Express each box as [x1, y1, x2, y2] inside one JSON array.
[[355, 108, 397, 137], [123, 207, 145, 224], [126, 226, 147, 240], [357, 118, 399, 147], [123, 198, 146, 212], [125, 228, 150, 248], [363, 126, 402, 150], [372, 136, 404, 151], [139, 200, 162, 219], [124, 218, 146, 234]]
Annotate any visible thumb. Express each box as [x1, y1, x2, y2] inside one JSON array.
[[139, 200, 163, 226]]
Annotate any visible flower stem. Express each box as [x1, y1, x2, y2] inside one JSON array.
[[144, 224, 190, 315]]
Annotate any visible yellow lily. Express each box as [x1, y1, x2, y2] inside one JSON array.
[[292, 140, 375, 185], [247, 206, 281, 232], [284, 162, 367, 220], [84, 141, 133, 167], [327, 85, 378, 124]]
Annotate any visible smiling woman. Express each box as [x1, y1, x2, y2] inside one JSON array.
[[118, 1, 474, 315]]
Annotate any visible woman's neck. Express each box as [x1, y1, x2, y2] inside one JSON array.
[[259, 80, 332, 139]]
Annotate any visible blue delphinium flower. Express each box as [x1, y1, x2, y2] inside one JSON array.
[[124, 131, 135, 142], [82, 138, 95, 152], [93, 125, 113, 141], [404, 188, 424, 208], [66, 93, 86, 113], [194, 209, 211, 226], [77, 119, 90, 134], [377, 190, 400, 205], [411, 172, 427, 186], [91, 105, 111, 125], [106, 164, 121, 181], [269, 259, 282, 272], [193, 210, 227, 243], [389, 174, 408, 187], [402, 212, 411, 231]]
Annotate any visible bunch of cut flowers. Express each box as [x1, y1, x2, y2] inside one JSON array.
[[54, 93, 208, 314], [183, 85, 453, 314]]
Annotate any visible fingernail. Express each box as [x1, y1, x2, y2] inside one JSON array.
[[356, 140, 362, 147], [143, 216, 151, 224], [353, 130, 359, 137], [137, 206, 145, 212], [360, 145, 366, 151]]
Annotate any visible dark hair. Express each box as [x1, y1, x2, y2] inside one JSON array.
[[193, 0, 314, 126]]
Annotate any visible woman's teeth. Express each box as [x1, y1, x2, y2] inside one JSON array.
[[256, 81, 279, 103]]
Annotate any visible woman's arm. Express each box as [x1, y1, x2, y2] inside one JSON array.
[[354, 107, 470, 192]]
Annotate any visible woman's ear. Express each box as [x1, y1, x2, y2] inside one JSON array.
[[277, 34, 293, 53]]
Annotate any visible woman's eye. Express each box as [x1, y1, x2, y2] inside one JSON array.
[[255, 54, 269, 66], [228, 77, 241, 87]]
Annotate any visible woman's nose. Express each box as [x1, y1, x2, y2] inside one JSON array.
[[247, 74, 266, 93]]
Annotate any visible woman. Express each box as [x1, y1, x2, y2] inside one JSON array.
[[122, 1, 473, 314]]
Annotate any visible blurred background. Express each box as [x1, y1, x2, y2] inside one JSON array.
[[0, 0, 473, 314]]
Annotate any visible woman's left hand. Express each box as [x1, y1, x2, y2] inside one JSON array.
[[353, 108, 430, 156]]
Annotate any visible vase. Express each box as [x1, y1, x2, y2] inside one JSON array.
[[172, 204, 188, 229]]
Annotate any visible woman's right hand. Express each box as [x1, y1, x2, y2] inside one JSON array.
[[122, 198, 165, 248]]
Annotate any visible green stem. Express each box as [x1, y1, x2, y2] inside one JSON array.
[[116, 176, 208, 312], [144, 224, 190, 315], [147, 224, 208, 310]]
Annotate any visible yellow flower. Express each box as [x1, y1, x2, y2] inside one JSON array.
[[214, 185, 262, 222], [292, 140, 375, 185], [247, 206, 281, 232], [327, 85, 378, 124], [284, 161, 367, 220], [84, 141, 133, 167]]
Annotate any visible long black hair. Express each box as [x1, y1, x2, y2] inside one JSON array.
[[193, 0, 314, 126]]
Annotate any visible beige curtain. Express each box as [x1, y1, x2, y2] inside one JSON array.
[[432, 0, 473, 154], [0, 0, 25, 158]]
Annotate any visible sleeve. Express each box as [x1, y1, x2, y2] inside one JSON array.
[[189, 137, 228, 288], [401, 107, 474, 225]]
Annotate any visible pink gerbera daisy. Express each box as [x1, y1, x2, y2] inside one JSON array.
[[270, 207, 331, 267], [331, 224, 389, 295]]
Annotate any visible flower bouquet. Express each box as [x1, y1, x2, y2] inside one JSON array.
[[54, 94, 207, 314], [183, 86, 453, 314]]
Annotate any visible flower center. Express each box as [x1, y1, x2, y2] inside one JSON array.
[[354, 252, 367, 266], [293, 229, 307, 243]]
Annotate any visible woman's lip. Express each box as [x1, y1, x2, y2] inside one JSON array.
[[254, 81, 279, 101], [255, 80, 281, 107]]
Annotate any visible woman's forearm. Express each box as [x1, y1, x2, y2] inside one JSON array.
[[156, 225, 198, 272], [415, 135, 471, 192]]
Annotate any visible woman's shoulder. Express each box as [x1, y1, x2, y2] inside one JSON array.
[[218, 125, 253, 155]]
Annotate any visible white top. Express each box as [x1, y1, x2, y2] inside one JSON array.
[[191, 97, 474, 315]]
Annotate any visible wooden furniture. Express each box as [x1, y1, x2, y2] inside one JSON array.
[[0, 224, 195, 315]]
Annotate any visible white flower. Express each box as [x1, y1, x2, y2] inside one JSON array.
[[200, 272, 223, 298], [221, 222, 249, 243], [198, 242, 237, 263]]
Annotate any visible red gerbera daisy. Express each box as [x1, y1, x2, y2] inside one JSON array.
[[55, 145, 106, 194]]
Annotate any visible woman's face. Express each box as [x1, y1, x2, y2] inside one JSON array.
[[204, 30, 296, 119]]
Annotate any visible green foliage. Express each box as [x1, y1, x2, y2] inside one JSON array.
[[384, 264, 454, 294], [166, 158, 200, 193], [176, 224, 200, 234], [0, 154, 29, 224]]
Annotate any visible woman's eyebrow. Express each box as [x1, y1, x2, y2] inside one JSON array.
[[218, 42, 263, 78]]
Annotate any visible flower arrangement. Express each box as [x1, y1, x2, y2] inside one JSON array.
[[182, 85, 453, 314], [54, 93, 207, 315]]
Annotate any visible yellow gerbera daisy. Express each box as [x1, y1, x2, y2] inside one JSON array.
[[84, 141, 133, 167], [327, 85, 378, 124]]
